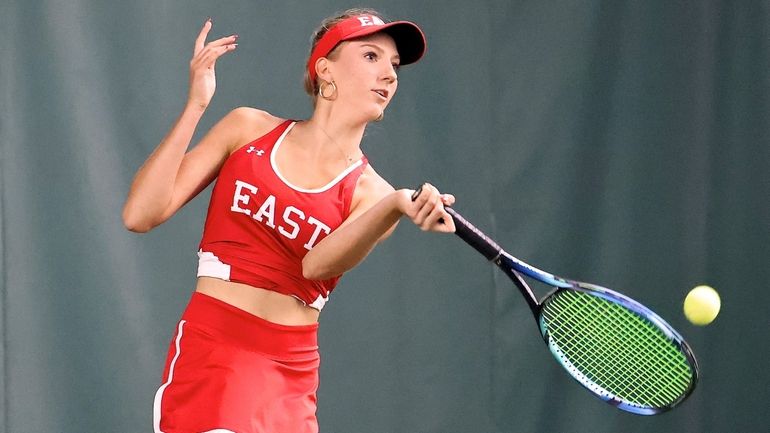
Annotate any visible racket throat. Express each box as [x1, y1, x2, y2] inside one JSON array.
[[500, 264, 540, 315]]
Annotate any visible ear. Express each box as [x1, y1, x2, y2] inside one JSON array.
[[315, 57, 334, 83]]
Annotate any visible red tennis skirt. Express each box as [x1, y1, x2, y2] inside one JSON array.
[[153, 292, 320, 433]]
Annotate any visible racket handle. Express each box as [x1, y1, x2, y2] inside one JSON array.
[[444, 207, 502, 261], [411, 185, 502, 261]]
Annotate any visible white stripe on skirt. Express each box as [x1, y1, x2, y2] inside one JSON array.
[[153, 320, 186, 433]]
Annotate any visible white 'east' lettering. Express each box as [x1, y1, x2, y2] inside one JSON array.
[[253, 195, 277, 228], [230, 180, 334, 249], [279, 206, 305, 239], [304, 216, 331, 250], [231, 180, 257, 215]]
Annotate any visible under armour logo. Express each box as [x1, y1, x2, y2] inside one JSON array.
[[246, 146, 265, 156]]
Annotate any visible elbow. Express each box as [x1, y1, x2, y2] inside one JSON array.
[[122, 216, 152, 233], [302, 256, 336, 281], [301, 262, 324, 281], [124, 223, 152, 234], [121, 206, 154, 233]]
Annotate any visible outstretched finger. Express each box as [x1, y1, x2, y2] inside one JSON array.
[[194, 18, 212, 55], [206, 34, 239, 48], [196, 43, 238, 69], [192, 35, 238, 66]]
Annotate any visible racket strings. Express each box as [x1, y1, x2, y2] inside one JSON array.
[[548, 312, 681, 407], [548, 294, 691, 406], [555, 299, 690, 406], [542, 290, 693, 408]]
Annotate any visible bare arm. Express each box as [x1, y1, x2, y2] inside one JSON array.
[[122, 20, 239, 232], [302, 180, 455, 280]]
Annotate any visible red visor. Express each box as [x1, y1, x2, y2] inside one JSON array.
[[307, 15, 426, 83]]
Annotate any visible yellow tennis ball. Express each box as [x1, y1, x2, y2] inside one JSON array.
[[683, 285, 721, 325]]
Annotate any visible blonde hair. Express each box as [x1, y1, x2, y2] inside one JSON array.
[[303, 8, 384, 105]]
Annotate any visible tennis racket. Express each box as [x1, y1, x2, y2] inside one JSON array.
[[412, 186, 698, 415]]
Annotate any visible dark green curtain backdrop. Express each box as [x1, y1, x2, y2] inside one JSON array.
[[1, 1, 768, 432]]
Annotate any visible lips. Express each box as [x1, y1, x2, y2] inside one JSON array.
[[372, 89, 389, 100]]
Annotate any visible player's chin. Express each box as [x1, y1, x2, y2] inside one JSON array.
[[369, 100, 390, 119], [366, 111, 385, 123], [366, 107, 385, 122]]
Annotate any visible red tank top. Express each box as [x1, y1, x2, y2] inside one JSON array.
[[197, 120, 368, 310]]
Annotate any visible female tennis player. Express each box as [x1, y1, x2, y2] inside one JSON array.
[[122, 8, 455, 433]]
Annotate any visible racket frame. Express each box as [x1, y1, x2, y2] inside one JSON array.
[[443, 206, 699, 414]]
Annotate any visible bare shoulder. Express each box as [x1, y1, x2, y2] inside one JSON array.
[[225, 107, 285, 152], [228, 106, 282, 126]]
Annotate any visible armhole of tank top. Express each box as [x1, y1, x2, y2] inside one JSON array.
[[341, 156, 369, 218]]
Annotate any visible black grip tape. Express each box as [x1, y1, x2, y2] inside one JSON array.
[[411, 184, 501, 261]]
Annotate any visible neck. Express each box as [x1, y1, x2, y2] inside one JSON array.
[[305, 108, 367, 164]]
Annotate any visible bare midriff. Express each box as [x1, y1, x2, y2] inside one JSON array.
[[195, 277, 320, 326]]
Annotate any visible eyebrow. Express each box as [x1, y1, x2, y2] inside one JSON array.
[[359, 43, 401, 62]]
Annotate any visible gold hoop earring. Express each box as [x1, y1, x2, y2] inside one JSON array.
[[319, 80, 337, 101]]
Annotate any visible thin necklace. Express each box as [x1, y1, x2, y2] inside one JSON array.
[[316, 124, 360, 167]]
